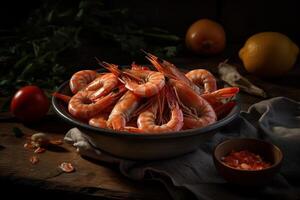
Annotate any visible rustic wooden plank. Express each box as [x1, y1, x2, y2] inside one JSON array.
[[0, 120, 170, 200]]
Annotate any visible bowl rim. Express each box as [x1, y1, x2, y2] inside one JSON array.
[[52, 80, 241, 139], [213, 138, 283, 172]]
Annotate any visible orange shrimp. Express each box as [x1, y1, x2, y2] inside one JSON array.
[[122, 69, 165, 97], [68, 86, 126, 120], [69, 70, 98, 94], [123, 126, 141, 133], [107, 90, 141, 130], [201, 87, 239, 107], [88, 105, 114, 128], [89, 113, 110, 128], [131, 62, 150, 71], [85, 73, 119, 100], [136, 87, 184, 133], [214, 101, 237, 119], [185, 69, 217, 93], [170, 79, 217, 129], [143, 51, 201, 94], [97, 59, 165, 97], [52, 92, 71, 103]]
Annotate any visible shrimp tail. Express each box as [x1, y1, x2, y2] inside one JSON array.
[[111, 115, 127, 131], [212, 87, 239, 98], [214, 101, 237, 119], [52, 92, 71, 104], [201, 87, 239, 106]]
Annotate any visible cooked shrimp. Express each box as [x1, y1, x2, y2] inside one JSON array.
[[68, 86, 126, 120], [86, 73, 119, 100], [69, 70, 98, 94], [131, 62, 150, 71], [88, 105, 114, 128], [123, 126, 141, 133], [143, 51, 201, 94], [185, 69, 217, 93], [136, 87, 183, 133], [214, 101, 237, 119], [170, 79, 217, 129], [201, 87, 239, 107], [97, 59, 165, 97], [52, 92, 71, 103], [122, 69, 165, 97], [89, 113, 110, 128], [107, 90, 141, 130]]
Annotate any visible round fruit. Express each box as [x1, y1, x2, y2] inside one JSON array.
[[239, 32, 299, 77], [185, 19, 226, 54], [10, 86, 50, 123]]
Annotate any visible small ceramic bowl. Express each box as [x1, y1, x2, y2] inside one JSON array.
[[213, 138, 283, 186]]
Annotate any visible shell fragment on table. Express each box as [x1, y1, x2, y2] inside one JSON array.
[[218, 61, 267, 98]]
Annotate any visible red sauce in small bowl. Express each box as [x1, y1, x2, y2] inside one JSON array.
[[221, 150, 271, 170]]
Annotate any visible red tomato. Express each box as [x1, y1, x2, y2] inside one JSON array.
[[10, 86, 50, 123]]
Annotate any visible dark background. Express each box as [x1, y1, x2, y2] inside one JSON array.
[[1, 0, 300, 43], [1, 0, 299, 96]]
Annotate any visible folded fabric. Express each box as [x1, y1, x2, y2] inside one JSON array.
[[65, 97, 300, 200]]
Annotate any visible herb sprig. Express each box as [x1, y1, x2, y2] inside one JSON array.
[[0, 0, 181, 97]]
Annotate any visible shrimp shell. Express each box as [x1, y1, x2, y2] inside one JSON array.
[[123, 69, 165, 97], [170, 79, 217, 129], [68, 87, 125, 120], [89, 114, 109, 128], [143, 51, 201, 93], [69, 70, 98, 94], [136, 86, 183, 133], [86, 73, 119, 100], [137, 104, 183, 133], [185, 69, 217, 93], [107, 90, 141, 130]]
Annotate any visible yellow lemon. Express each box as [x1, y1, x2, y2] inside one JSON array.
[[239, 32, 299, 77]]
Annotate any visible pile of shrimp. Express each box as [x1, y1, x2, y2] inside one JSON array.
[[53, 51, 239, 134]]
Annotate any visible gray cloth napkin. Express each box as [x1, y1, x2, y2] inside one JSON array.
[[64, 97, 300, 200]]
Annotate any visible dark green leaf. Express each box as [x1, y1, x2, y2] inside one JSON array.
[[76, 9, 84, 19], [14, 55, 30, 70], [164, 46, 177, 57], [0, 79, 11, 86], [19, 63, 34, 78], [32, 41, 40, 57], [47, 9, 55, 22], [0, 0, 180, 96]]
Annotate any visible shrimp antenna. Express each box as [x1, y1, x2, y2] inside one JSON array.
[[141, 49, 164, 65], [95, 57, 122, 77], [140, 49, 148, 55], [140, 49, 156, 61], [94, 57, 107, 68]]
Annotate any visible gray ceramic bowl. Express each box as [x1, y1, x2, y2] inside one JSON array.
[[52, 81, 240, 160], [213, 138, 283, 185]]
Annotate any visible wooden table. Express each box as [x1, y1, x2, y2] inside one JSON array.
[[1, 56, 299, 199]]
